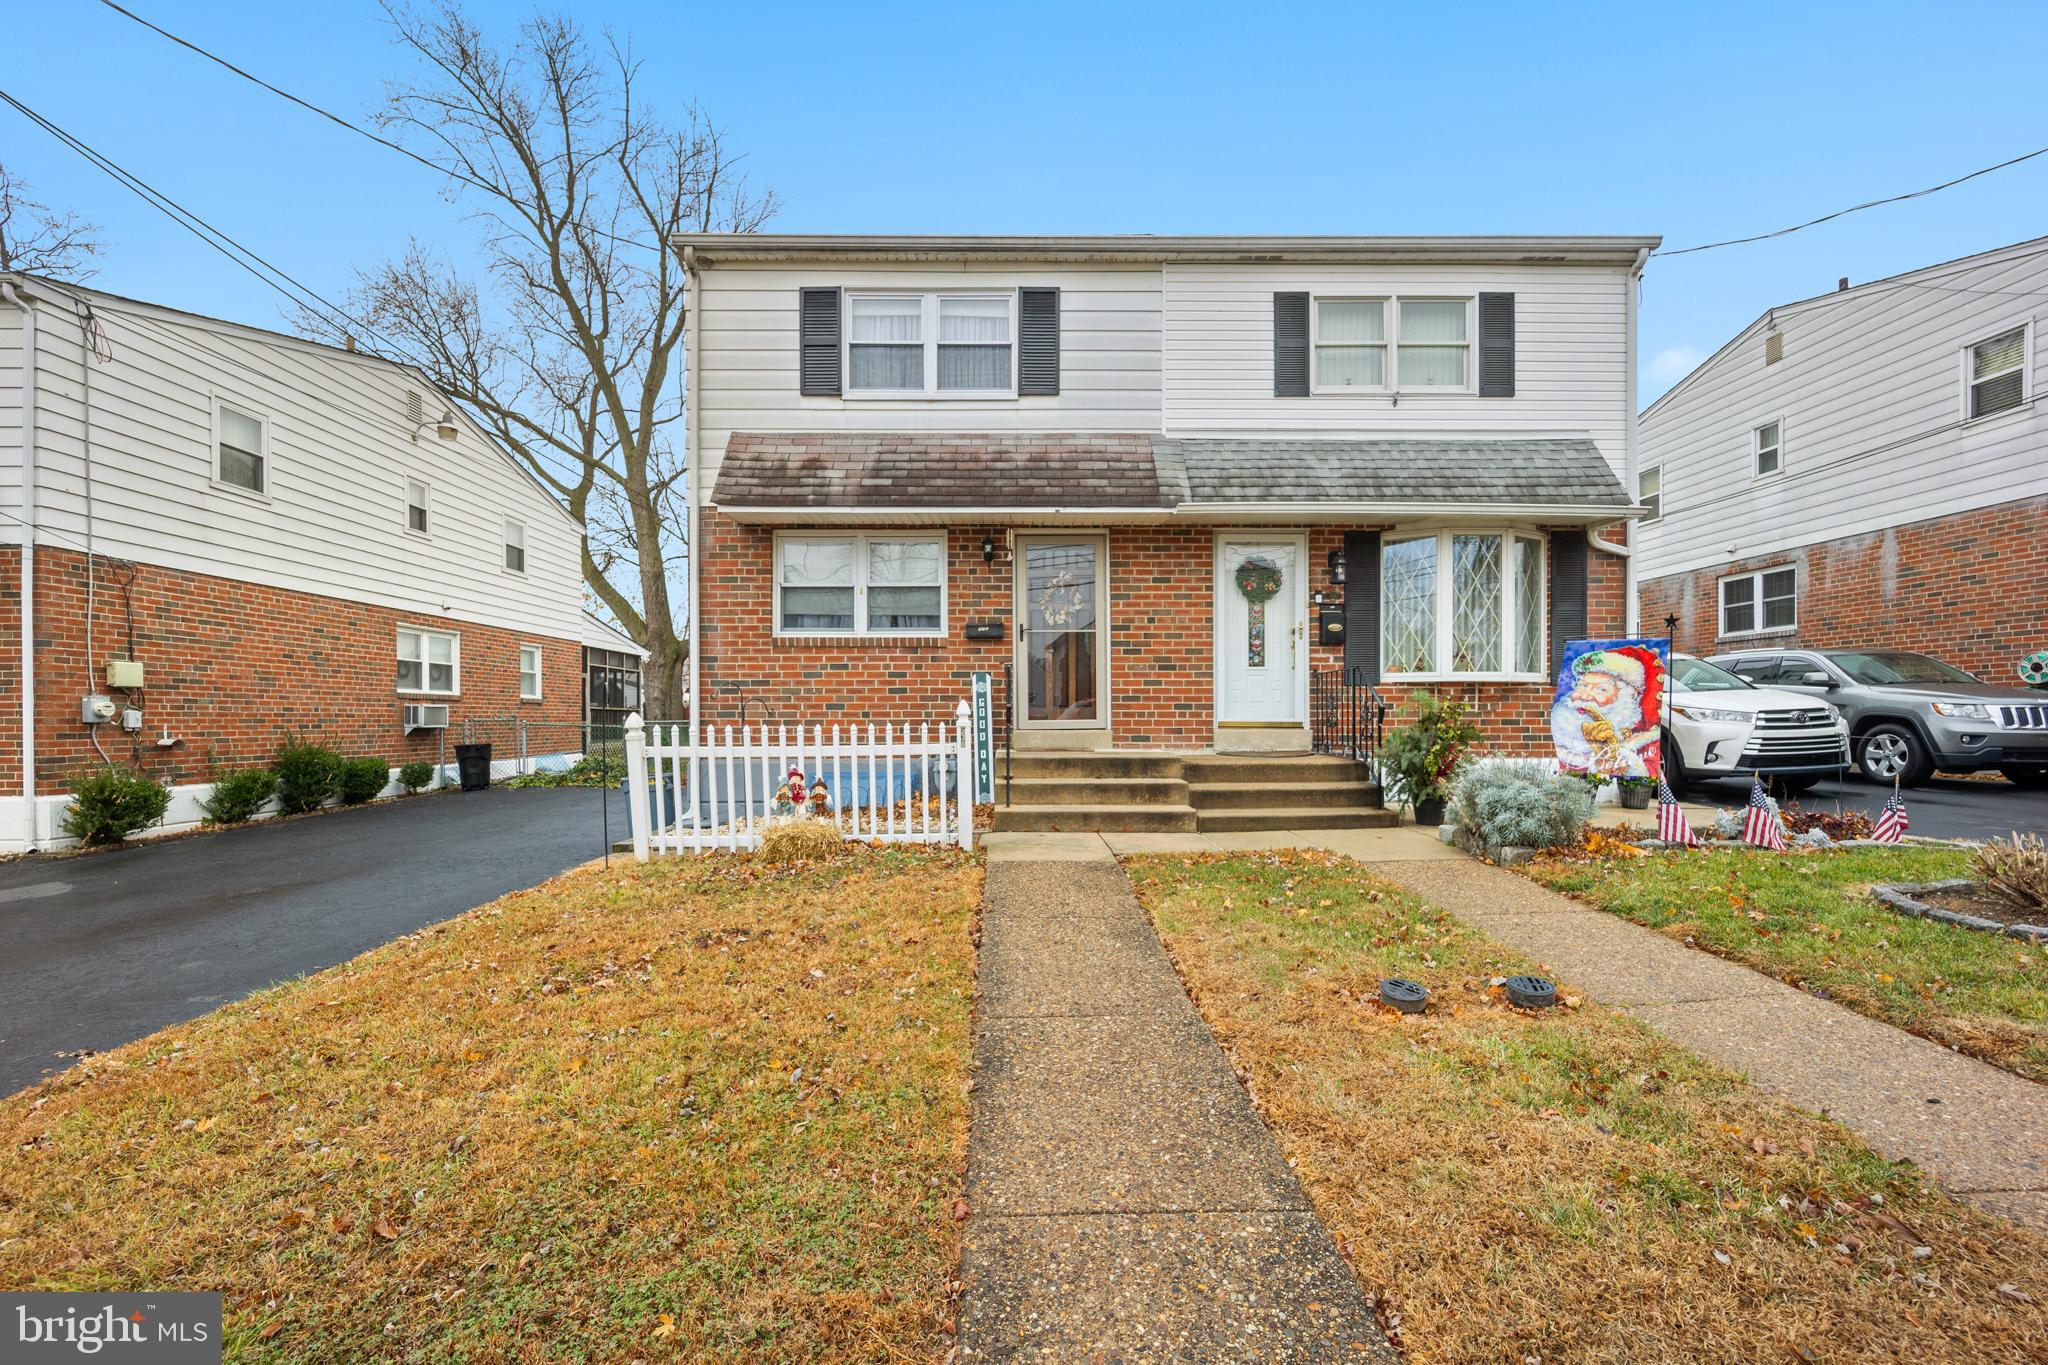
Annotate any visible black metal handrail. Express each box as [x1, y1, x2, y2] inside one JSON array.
[[1310, 667, 1386, 764], [1001, 660, 1015, 805]]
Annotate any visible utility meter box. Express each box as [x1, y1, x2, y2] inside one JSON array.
[[106, 659, 145, 689], [81, 694, 117, 724]]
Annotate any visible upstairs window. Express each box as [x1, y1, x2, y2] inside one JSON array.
[[775, 534, 946, 636], [503, 518, 527, 574], [1313, 299, 1386, 389], [1639, 465, 1662, 522], [405, 478, 430, 535], [215, 400, 267, 494], [1966, 325, 2028, 419], [1397, 299, 1471, 388], [397, 627, 459, 695], [1753, 420, 1782, 477], [1310, 295, 1474, 391], [846, 292, 1014, 395]]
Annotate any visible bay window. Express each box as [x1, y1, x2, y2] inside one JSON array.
[[846, 292, 1015, 395], [1382, 531, 1546, 678], [775, 533, 946, 636]]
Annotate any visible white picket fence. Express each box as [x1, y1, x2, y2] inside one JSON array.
[[623, 701, 975, 858]]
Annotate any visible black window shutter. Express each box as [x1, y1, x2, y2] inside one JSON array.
[[1342, 531, 1380, 681], [1018, 287, 1061, 395], [1274, 292, 1310, 397], [1549, 530, 1587, 676], [1478, 292, 1516, 397], [798, 287, 842, 396]]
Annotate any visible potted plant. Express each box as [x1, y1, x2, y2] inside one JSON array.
[[1378, 693, 1479, 825], [1617, 774, 1653, 809]]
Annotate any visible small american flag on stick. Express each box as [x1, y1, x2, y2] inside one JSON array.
[[1742, 776, 1787, 851], [1873, 787, 1909, 844], [1656, 777, 1700, 846]]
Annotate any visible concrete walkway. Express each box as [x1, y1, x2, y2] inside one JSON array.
[[1374, 858, 2048, 1231], [982, 822, 1463, 863], [958, 846, 1392, 1361]]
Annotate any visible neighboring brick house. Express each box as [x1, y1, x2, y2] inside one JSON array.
[[1, 274, 591, 850], [673, 234, 1653, 827], [1636, 237, 2048, 684]]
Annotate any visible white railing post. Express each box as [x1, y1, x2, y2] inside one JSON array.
[[955, 699, 974, 852], [624, 712, 650, 862]]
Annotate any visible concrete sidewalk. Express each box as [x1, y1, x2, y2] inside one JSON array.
[[957, 846, 1392, 1361], [981, 821, 1463, 863], [1375, 858, 2048, 1231]]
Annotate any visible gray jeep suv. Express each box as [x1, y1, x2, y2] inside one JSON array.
[[1706, 648, 2048, 788]]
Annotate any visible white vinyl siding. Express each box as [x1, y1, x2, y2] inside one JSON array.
[[6, 290, 585, 642], [692, 264, 1161, 497], [1636, 240, 2048, 583], [398, 627, 460, 696], [1381, 530, 1546, 681], [775, 533, 946, 638], [1718, 566, 1796, 638]]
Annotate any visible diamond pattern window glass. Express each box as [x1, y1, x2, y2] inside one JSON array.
[[1451, 535, 1502, 672], [1381, 536, 1438, 674], [1514, 536, 1545, 675]]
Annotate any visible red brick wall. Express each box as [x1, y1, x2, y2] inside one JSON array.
[[1639, 496, 2048, 682], [0, 545, 19, 792], [24, 547, 582, 794], [696, 511, 1629, 757]]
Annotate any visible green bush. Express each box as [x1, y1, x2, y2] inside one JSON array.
[[201, 766, 275, 825], [1450, 763, 1595, 851], [62, 768, 172, 846], [1377, 692, 1481, 811], [273, 742, 343, 814], [398, 760, 435, 794], [337, 757, 392, 805]]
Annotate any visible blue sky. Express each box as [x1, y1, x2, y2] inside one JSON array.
[[8, 0, 2046, 405]]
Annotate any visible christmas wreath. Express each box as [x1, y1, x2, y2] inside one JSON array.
[[1235, 557, 1284, 667]]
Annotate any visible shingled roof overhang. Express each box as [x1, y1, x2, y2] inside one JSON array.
[[677, 233, 1661, 267], [711, 434, 1640, 526]]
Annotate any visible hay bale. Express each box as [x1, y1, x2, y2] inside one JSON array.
[[756, 818, 845, 864]]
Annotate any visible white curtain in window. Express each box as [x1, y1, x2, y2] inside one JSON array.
[[938, 346, 1010, 390], [851, 348, 924, 389], [781, 540, 856, 630], [220, 407, 263, 453], [1399, 346, 1466, 387], [850, 297, 920, 341], [939, 297, 1009, 341], [868, 538, 943, 630], [1318, 300, 1384, 342], [1399, 300, 1467, 342]]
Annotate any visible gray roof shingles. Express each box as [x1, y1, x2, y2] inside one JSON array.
[[711, 433, 1631, 511]]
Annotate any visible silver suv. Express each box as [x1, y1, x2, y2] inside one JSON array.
[[1707, 648, 2048, 788]]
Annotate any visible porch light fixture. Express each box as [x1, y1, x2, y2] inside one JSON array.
[[1327, 548, 1346, 585], [981, 534, 997, 565]]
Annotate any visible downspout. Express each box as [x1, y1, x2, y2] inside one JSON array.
[[1614, 245, 1651, 636], [681, 244, 701, 737], [2, 281, 37, 849]]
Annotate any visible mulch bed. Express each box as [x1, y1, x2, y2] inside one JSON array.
[[1914, 882, 2048, 933]]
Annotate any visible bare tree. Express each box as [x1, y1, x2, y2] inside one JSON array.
[[0, 163, 104, 281], [306, 5, 775, 718]]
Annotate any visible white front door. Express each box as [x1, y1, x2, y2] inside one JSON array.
[[1216, 537, 1306, 724]]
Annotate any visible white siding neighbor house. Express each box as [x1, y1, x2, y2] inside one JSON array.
[[1636, 237, 2048, 685], [0, 274, 590, 850]]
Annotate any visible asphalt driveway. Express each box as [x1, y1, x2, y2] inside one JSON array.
[[0, 785, 624, 1096], [1682, 772, 2048, 841]]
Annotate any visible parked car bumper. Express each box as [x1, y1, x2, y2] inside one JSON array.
[[1926, 720, 2048, 771], [1669, 719, 1851, 779]]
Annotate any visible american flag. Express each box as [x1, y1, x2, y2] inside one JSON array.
[[1742, 776, 1787, 851], [1873, 789, 1909, 844], [1656, 777, 1700, 846]]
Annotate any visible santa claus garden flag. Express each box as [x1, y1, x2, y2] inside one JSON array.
[[1550, 638, 1669, 783]]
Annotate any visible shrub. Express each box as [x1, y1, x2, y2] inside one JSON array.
[[201, 767, 275, 825], [273, 742, 343, 814], [398, 760, 435, 794], [1975, 832, 2048, 912], [1377, 693, 1480, 811], [1450, 763, 1595, 851], [62, 768, 172, 846], [756, 818, 844, 864], [337, 757, 392, 805]]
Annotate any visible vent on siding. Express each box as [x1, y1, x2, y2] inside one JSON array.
[[405, 390, 425, 425], [1764, 332, 1782, 365]]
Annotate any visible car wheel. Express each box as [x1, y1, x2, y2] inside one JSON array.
[[2001, 764, 2048, 790], [1858, 725, 1933, 787]]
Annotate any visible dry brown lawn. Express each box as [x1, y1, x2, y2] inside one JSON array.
[[0, 846, 980, 1362], [1126, 849, 2048, 1365]]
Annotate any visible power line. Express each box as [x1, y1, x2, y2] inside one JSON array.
[[95, 0, 658, 252], [1656, 143, 2048, 257], [0, 86, 426, 370]]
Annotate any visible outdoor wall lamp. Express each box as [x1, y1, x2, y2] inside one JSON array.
[[1327, 548, 1346, 585], [981, 534, 997, 565]]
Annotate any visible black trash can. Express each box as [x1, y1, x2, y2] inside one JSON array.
[[455, 743, 493, 791]]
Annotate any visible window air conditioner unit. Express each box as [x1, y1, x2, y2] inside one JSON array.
[[404, 703, 450, 733]]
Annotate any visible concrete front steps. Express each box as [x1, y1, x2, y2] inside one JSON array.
[[991, 752, 1395, 834]]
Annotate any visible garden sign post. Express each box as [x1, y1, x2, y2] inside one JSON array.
[[971, 671, 994, 807]]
